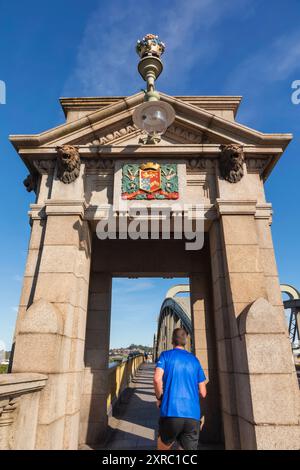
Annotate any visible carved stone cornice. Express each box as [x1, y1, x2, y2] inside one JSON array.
[[28, 204, 46, 220], [83, 159, 115, 170], [89, 121, 208, 146], [216, 199, 257, 216], [0, 373, 47, 450], [255, 203, 273, 221], [165, 124, 204, 144], [187, 158, 216, 170], [33, 159, 55, 174], [84, 203, 217, 222], [0, 398, 18, 427], [44, 199, 87, 218], [246, 157, 270, 174], [90, 124, 139, 146], [0, 398, 18, 450]]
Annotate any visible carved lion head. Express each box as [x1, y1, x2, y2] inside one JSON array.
[[56, 144, 80, 184], [219, 144, 244, 183]]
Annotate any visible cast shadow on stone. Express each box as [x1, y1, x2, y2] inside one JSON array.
[[86, 366, 159, 450], [73, 219, 92, 260], [9, 216, 47, 371]]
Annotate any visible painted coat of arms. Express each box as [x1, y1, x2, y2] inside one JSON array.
[[122, 162, 179, 200]]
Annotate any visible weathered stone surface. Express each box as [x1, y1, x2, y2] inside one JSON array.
[[211, 249, 225, 282], [84, 348, 109, 370], [238, 297, 287, 335], [64, 411, 80, 450], [259, 248, 278, 276], [34, 273, 78, 304], [39, 245, 78, 273], [23, 249, 40, 277], [13, 333, 63, 374], [255, 218, 274, 249], [18, 300, 63, 334], [88, 293, 111, 311], [65, 372, 83, 415], [232, 332, 295, 375], [191, 308, 208, 331], [218, 372, 237, 416], [79, 420, 107, 446], [239, 418, 300, 450], [69, 338, 85, 371], [76, 277, 89, 311], [194, 329, 215, 350], [72, 306, 88, 340], [227, 273, 266, 304], [82, 369, 109, 395], [38, 373, 68, 424], [86, 309, 110, 331], [222, 412, 241, 450], [19, 276, 34, 307], [236, 373, 299, 425], [225, 245, 262, 273], [44, 215, 81, 247], [85, 329, 110, 350], [80, 393, 107, 423], [35, 416, 65, 450], [216, 338, 233, 373], [254, 425, 300, 450], [222, 215, 259, 245], [265, 276, 284, 306]]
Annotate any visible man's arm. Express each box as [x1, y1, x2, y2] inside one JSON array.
[[199, 381, 207, 398], [153, 367, 164, 405]]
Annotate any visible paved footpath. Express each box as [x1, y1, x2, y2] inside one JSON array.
[[82, 362, 223, 450], [99, 363, 159, 450]]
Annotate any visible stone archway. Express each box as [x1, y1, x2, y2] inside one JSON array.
[[3, 93, 299, 450]]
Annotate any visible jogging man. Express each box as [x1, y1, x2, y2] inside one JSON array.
[[153, 328, 207, 450]]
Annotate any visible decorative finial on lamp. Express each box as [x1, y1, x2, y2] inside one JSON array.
[[136, 34, 166, 59]]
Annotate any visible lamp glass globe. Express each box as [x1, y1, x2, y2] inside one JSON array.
[[133, 101, 175, 135]]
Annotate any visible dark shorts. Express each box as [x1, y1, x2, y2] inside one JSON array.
[[158, 417, 200, 450]]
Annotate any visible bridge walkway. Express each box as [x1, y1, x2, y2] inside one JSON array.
[[82, 362, 223, 450], [101, 363, 159, 450]]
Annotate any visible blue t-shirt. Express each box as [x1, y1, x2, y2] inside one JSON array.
[[156, 348, 206, 420]]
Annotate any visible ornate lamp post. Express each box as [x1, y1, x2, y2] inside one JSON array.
[[133, 34, 175, 144]]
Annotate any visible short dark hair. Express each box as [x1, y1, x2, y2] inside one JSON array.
[[172, 328, 187, 347]]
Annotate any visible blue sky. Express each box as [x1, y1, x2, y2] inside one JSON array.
[[110, 278, 189, 348], [1, 0, 300, 349]]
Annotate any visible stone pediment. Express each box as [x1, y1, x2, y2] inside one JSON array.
[[10, 91, 292, 179], [78, 120, 207, 147]]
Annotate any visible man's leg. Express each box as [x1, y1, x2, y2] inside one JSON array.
[[179, 419, 200, 451], [157, 436, 174, 450], [157, 418, 183, 450]]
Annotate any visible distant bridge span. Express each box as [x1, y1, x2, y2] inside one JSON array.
[[155, 285, 192, 360], [155, 283, 300, 360]]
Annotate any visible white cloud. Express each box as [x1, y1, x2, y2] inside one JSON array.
[[225, 30, 300, 94], [222, 29, 300, 126], [11, 306, 18, 312], [63, 0, 251, 96], [13, 275, 22, 282], [113, 279, 154, 293]]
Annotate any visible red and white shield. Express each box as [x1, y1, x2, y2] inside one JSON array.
[[139, 168, 161, 193]]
